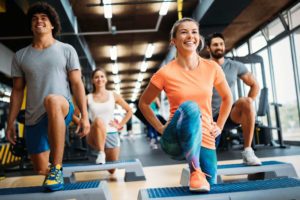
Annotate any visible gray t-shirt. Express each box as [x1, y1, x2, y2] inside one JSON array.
[[211, 58, 248, 117], [11, 40, 80, 125]]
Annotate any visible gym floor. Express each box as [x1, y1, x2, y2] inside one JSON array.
[[1, 133, 300, 200]]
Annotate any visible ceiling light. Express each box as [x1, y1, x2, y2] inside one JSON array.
[[145, 43, 154, 58], [135, 82, 142, 89], [113, 75, 120, 84], [131, 96, 137, 102], [112, 63, 118, 74], [110, 45, 117, 61], [159, 1, 170, 16], [140, 61, 148, 72], [137, 73, 144, 82], [103, 0, 112, 19], [115, 83, 120, 91], [133, 87, 140, 94]]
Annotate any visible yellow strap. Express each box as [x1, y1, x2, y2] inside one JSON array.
[[177, 0, 183, 19]]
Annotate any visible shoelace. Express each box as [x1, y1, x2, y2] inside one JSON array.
[[191, 161, 211, 178], [48, 166, 61, 179]]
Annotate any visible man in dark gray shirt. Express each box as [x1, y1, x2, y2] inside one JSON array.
[[206, 33, 261, 166], [6, 2, 90, 191]]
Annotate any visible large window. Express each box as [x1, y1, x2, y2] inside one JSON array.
[[294, 28, 300, 90], [265, 18, 285, 40], [250, 31, 267, 53], [257, 49, 276, 128], [271, 37, 300, 141], [236, 43, 249, 57], [290, 2, 300, 29]]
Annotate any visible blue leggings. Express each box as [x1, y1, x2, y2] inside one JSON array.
[[160, 101, 217, 184]]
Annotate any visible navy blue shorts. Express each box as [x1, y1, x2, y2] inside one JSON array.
[[24, 98, 74, 154]]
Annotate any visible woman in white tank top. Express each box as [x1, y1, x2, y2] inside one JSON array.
[[85, 68, 132, 172]]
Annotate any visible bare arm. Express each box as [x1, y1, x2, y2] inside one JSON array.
[[69, 70, 90, 137], [139, 83, 164, 134], [113, 92, 133, 129], [214, 80, 233, 130], [240, 72, 260, 100], [6, 77, 25, 144]]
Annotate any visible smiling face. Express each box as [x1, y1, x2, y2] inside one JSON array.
[[171, 21, 200, 54], [31, 13, 54, 36], [92, 70, 107, 89], [207, 37, 226, 59]]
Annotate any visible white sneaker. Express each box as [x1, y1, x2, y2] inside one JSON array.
[[242, 148, 262, 166], [150, 138, 158, 149], [95, 151, 106, 164]]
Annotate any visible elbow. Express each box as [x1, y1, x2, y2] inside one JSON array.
[[128, 109, 133, 117], [223, 93, 233, 107]]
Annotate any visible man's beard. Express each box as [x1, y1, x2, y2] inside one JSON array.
[[211, 50, 225, 59]]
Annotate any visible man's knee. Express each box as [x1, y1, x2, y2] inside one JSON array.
[[44, 95, 61, 108], [237, 97, 254, 114], [44, 95, 68, 114]]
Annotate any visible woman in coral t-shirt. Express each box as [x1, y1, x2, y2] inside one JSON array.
[[139, 18, 232, 192]]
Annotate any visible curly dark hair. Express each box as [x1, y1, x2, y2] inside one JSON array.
[[27, 2, 61, 37]]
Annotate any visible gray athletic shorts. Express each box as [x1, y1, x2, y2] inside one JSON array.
[[105, 132, 120, 148]]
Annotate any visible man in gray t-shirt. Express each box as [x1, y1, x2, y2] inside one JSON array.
[[6, 2, 90, 191], [206, 32, 261, 166]]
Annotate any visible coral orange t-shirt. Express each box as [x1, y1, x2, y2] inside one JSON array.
[[150, 57, 226, 149]]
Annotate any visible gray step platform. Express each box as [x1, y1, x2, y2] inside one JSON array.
[[138, 177, 300, 200], [180, 161, 298, 186], [0, 180, 112, 200], [64, 158, 146, 183]]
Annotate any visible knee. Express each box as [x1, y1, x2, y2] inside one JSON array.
[[240, 97, 254, 113], [179, 101, 201, 118], [93, 118, 106, 129], [43, 95, 61, 110]]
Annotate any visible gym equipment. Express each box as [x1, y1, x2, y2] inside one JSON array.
[[180, 161, 298, 186], [0, 180, 112, 200], [138, 177, 300, 200], [10, 137, 27, 157], [0, 143, 22, 177], [64, 158, 146, 183]]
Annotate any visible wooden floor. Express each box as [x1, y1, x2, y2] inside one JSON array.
[[0, 155, 299, 200]]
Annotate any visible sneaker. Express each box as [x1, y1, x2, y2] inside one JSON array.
[[150, 138, 158, 149], [242, 148, 262, 166], [189, 169, 210, 192], [95, 151, 106, 164], [43, 164, 64, 191]]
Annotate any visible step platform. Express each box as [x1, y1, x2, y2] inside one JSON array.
[[138, 177, 300, 200], [64, 158, 146, 183], [0, 180, 112, 200], [180, 161, 298, 186]]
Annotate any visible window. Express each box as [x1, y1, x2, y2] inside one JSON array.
[[271, 37, 300, 141], [250, 31, 267, 53], [290, 2, 300, 29], [257, 49, 274, 125], [265, 18, 285, 40], [294, 28, 300, 88], [236, 43, 249, 57]]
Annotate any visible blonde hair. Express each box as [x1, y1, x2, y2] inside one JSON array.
[[170, 17, 200, 40]]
